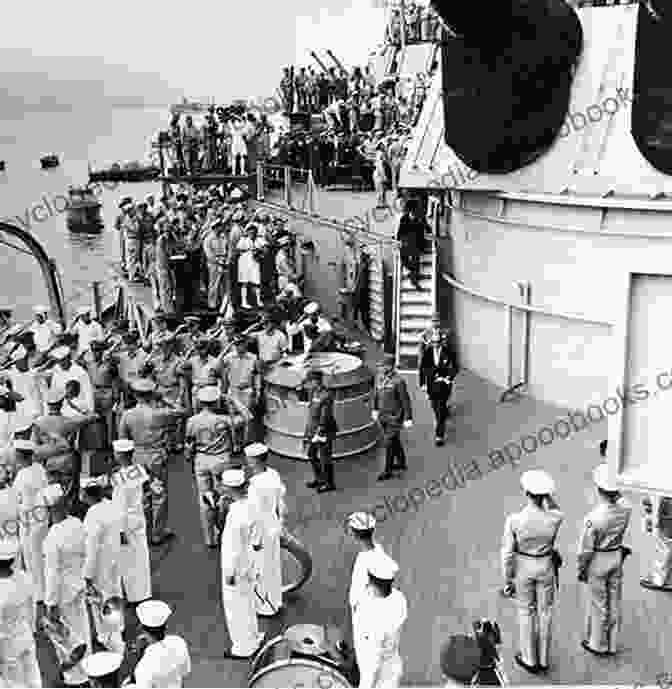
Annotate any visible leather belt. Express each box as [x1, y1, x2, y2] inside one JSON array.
[[517, 551, 552, 558], [594, 546, 622, 553]]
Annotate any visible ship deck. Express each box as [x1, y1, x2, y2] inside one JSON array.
[[34, 319, 672, 686]]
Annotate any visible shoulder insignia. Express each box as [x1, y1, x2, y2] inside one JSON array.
[[586, 520, 592, 529]]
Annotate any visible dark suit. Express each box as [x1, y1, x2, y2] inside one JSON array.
[[304, 387, 338, 487], [374, 371, 413, 473], [419, 344, 458, 439]]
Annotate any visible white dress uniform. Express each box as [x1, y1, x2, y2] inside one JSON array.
[[577, 464, 631, 655], [43, 510, 91, 686], [220, 471, 264, 657], [112, 461, 151, 604], [134, 600, 191, 687], [0, 484, 19, 538], [354, 554, 407, 689], [0, 541, 42, 688], [134, 636, 191, 687], [501, 471, 563, 670], [50, 356, 94, 414], [83, 496, 124, 653], [286, 304, 332, 353], [13, 455, 49, 601], [30, 311, 62, 353], [247, 453, 286, 615], [350, 543, 386, 619], [7, 358, 44, 422], [71, 317, 104, 357]]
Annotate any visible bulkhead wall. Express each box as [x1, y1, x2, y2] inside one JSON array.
[[439, 190, 672, 411]]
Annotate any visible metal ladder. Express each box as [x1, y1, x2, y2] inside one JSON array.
[[394, 237, 436, 372]]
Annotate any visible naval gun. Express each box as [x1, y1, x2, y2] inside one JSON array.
[[326, 50, 348, 76], [430, 0, 583, 173], [310, 51, 330, 74]]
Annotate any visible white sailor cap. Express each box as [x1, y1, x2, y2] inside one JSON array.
[[0, 538, 20, 560], [131, 378, 156, 394], [10, 346, 27, 362], [593, 463, 619, 492], [144, 193, 155, 202], [520, 470, 555, 496], [76, 306, 91, 316], [50, 346, 71, 361], [112, 439, 134, 453], [33, 305, 48, 314], [277, 235, 290, 246], [197, 386, 220, 403], [14, 439, 35, 453], [220, 469, 246, 488], [82, 652, 123, 679], [368, 552, 399, 580], [136, 599, 172, 628], [42, 483, 64, 506], [304, 302, 319, 315], [244, 442, 268, 458], [347, 512, 376, 532]]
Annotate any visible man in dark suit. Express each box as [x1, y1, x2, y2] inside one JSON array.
[[373, 354, 413, 481], [419, 331, 459, 445], [304, 368, 338, 493]]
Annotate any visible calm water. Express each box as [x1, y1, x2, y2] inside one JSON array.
[[0, 106, 168, 321]]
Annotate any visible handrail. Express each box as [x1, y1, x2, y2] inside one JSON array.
[[449, 198, 672, 242], [254, 200, 401, 247], [440, 272, 613, 327]]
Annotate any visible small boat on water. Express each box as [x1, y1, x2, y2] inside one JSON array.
[[170, 97, 209, 116], [0, 161, 5, 172], [40, 154, 60, 169], [65, 186, 103, 233], [88, 161, 161, 183]]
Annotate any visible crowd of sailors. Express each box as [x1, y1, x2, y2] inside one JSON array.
[[384, 2, 450, 45]]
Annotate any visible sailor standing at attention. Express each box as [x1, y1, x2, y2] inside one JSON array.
[[42, 483, 91, 687], [501, 470, 563, 675], [81, 478, 125, 655], [133, 600, 191, 688], [110, 439, 152, 607], [246, 442, 286, 616], [354, 552, 407, 689], [220, 468, 265, 659], [0, 537, 42, 688], [577, 463, 631, 657]]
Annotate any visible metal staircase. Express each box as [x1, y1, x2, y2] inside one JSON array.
[[394, 237, 437, 372]]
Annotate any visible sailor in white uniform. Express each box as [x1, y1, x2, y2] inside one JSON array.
[[501, 470, 563, 674], [286, 302, 332, 353], [30, 305, 62, 354], [354, 551, 408, 689], [133, 600, 191, 688], [81, 651, 123, 688], [220, 468, 265, 658], [7, 345, 43, 422], [0, 537, 42, 688], [246, 442, 286, 616], [577, 463, 631, 656], [12, 439, 49, 614], [81, 477, 125, 654], [110, 439, 151, 606], [42, 483, 91, 687]]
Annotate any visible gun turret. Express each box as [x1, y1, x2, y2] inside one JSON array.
[[430, 0, 583, 174]]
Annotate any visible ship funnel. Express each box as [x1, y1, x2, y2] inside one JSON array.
[[430, 0, 583, 174]]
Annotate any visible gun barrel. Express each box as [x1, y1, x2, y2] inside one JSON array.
[[309, 51, 330, 74], [326, 50, 347, 74]]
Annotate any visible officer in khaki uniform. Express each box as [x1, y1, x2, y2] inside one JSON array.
[[185, 386, 237, 548], [501, 470, 563, 674], [117, 378, 187, 546], [577, 463, 631, 656], [372, 354, 413, 481]]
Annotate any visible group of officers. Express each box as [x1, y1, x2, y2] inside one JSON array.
[[114, 186, 306, 315]]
